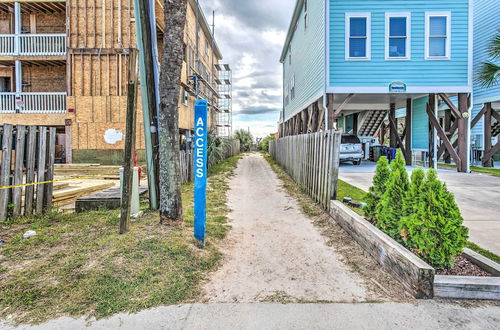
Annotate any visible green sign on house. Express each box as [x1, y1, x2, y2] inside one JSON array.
[[389, 81, 407, 93]]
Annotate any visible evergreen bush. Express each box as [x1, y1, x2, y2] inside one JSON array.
[[375, 150, 409, 241], [364, 156, 390, 221], [399, 169, 468, 268]]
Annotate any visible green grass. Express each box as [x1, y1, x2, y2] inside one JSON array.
[[437, 163, 500, 177], [0, 154, 242, 325], [466, 242, 500, 264]]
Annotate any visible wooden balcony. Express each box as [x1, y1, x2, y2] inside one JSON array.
[[0, 34, 66, 56], [0, 92, 66, 114]]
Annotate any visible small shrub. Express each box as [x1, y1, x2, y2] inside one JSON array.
[[364, 156, 390, 221], [399, 169, 468, 268], [375, 150, 409, 241], [399, 168, 426, 244]]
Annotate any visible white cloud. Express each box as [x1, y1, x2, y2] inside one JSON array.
[[199, 0, 295, 139]]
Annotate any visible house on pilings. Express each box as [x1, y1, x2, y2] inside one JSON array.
[[0, 0, 231, 164], [280, 0, 481, 173]]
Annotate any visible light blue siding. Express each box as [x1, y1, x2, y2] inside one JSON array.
[[283, 0, 325, 121], [329, 0, 470, 88], [412, 96, 429, 150], [471, 103, 485, 149], [473, 0, 500, 104]]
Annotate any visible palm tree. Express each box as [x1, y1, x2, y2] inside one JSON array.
[[234, 129, 254, 152], [478, 32, 500, 88]]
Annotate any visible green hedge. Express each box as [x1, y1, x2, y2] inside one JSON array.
[[364, 150, 468, 269]]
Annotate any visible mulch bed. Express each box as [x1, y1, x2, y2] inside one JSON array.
[[436, 254, 493, 277]]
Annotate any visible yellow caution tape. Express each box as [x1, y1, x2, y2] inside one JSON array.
[[0, 174, 104, 190]]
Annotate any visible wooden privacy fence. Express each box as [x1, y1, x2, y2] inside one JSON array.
[[0, 124, 57, 221], [269, 130, 342, 210], [179, 139, 240, 184]]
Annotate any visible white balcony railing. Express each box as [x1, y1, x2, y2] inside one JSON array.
[[0, 34, 66, 56], [0, 35, 15, 55], [0, 93, 67, 114]]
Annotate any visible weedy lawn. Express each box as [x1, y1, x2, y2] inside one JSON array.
[[0, 155, 242, 325]]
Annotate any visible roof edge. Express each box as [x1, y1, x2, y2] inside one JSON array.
[[279, 0, 304, 63]]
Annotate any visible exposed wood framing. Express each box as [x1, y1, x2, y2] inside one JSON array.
[[426, 103, 462, 169], [404, 98, 412, 165]]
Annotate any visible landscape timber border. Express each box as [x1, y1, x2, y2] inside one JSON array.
[[329, 200, 500, 301]]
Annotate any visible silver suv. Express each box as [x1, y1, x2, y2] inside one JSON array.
[[340, 134, 363, 165]]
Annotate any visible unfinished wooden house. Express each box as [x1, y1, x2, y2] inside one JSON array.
[[0, 0, 230, 164]]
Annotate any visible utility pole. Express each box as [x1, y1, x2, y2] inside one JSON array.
[[134, 0, 160, 209]]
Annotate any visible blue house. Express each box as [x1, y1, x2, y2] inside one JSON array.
[[280, 0, 474, 172], [470, 0, 499, 167]]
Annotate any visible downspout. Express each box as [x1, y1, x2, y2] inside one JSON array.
[[467, 94, 473, 173], [323, 0, 329, 130]]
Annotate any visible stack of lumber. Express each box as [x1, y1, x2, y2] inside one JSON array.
[[53, 182, 116, 206], [54, 164, 122, 178]]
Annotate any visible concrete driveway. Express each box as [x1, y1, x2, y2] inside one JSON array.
[[339, 162, 500, 255]]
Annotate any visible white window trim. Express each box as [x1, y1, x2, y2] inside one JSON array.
[[425, 11, 452, 60], [345, 12, 371, 61], [385, 12, 411, 60]]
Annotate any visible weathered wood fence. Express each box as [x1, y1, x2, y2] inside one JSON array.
[[179, 139, 240, 184], [0, 124, 57, 221], [269, 130, 342, 210]]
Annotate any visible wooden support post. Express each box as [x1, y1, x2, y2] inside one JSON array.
[[428, 94, 436, 168], [426, 104, 462, 169], [389, 103, 397, 148], [444, 109, 452, 164], [405, 98, 412, 165], [65, 119, 72, 164], [380, 123, 386, 146], [389, 114, 407, 158], [120, 50, 139, 235], [483, 103, 493, 168], [457, 93, 469, 173], [353, 113, 359, 136]]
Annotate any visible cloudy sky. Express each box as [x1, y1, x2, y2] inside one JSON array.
[[200, 0, 296, 139]]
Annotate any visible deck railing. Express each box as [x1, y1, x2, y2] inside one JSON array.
[[0, 93, 67, 114], [0, 34, 66, 56], [0, 35, 15, 55]]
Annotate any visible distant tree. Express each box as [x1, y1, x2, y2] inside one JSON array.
[[258, 135, 276, 152], [363, 156, 390, 221], [234, 129, 254, 152], [158, 0, 187, 224], [478, 32, 500, 87]]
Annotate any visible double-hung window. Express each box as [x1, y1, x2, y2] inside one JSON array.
[[385, 13, 411, 60], [345, 13, 371, 60], [425, 12, 451, 60]]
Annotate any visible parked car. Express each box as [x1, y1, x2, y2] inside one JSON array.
[[340, 134, 363, 165]]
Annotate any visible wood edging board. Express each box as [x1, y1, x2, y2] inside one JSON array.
[[434, 275, 500, 300], [329, 200, 435, 299], [463, 248, 500, 277]]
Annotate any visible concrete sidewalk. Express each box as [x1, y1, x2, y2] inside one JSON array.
[[1, 302, 499, 329], [339, 162, 500, 255]]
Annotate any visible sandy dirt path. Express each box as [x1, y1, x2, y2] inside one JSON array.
[[203, 153, 375, 303]]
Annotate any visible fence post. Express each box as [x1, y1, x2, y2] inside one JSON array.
[[0, 125, 14, 222], [12, 125, 26, 217], [24, 126, 37, 216], [329, 131, 342, 204]]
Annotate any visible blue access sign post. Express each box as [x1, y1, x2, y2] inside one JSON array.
[[194, 99, 208, 245]]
